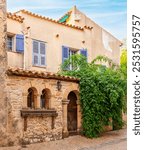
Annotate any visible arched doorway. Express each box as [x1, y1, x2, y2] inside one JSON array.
[[67, 91, 77, 135]]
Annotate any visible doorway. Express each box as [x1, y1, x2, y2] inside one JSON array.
[[67, 91, 77, 135]]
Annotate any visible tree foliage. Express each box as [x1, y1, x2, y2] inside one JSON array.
[[59, 54, 127, 138], [120, 49, 127, 78]]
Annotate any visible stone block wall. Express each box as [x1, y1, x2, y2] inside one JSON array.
[[0, 0, 9, 146], [6, 75, 79, 145]]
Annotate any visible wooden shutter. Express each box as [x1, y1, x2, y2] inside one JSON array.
[[33, 41, 39, 65], [16, 34, 24, 52], [40, 42, 46, 66], [62, 46, 69, 63], [80, 49, 87, 61], [62, 46, 70, 70]]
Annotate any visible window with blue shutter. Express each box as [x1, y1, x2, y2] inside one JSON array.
[[62, 46, 70, 70], [80, 49, 87, 61], [62, 46, 69, 63], [32, 40, 46, 67], [16, 34, 24, 52]]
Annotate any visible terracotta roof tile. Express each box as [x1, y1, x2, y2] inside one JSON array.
[[15, 9, 83, 31], [7, 68, 79, 82], [7, 12, 24, 23], [84, 25, 93, 30]]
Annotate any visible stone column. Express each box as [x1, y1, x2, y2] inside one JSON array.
[[22, 93, 28, 108], [35, 94, 40, 109], [0, 0, 8, 146], [77, 100, 82, 133], [62, 100, 69, 138]]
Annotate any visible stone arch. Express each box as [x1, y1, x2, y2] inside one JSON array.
[[67, 91, 78, 134], [62, 85, 81, 137], [27, 87, 38, 109], [40, 88, 51, 109], [63, 86, 79, 102]]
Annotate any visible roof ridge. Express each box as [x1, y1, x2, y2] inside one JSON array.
[[15, 9, 84, 30]]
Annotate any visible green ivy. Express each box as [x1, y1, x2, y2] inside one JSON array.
[[59, 54, 127, 138]]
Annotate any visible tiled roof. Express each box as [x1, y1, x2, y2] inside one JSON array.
[[15, 9, 84, 30], [7, 12, 24, 23], [7, 68, 79, 82]]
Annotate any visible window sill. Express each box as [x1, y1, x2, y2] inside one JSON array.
[[21, 108, 58, 117], [32, 65, 47, 68], [7, 50, 24, 54]]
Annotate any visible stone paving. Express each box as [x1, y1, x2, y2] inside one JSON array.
[[0, 128, 126, 150]]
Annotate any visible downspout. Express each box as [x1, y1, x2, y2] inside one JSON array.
[[21, 26, 30, 69]]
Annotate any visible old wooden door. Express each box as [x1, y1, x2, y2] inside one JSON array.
[[67, 92, 77, 134]]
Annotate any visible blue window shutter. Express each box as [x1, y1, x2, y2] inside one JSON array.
[[33, 41, 39, 65], [40, 42, 46, 66], [16, 34, 24, 52], [80, 49, 87, 61], [62, 46, 69, 63]]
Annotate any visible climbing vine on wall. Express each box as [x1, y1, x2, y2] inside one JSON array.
[[59, 54, 127, 138]]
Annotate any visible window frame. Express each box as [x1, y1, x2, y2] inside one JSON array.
[[7, 34, 15, 51], [32, 39, 47, 67], [69, 48, 78, 70]]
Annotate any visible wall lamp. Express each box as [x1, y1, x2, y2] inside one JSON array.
[[57, 80, 62, 91]]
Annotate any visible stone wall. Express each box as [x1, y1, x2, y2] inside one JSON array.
[[6, 75, 79, 145], [0, 0, 8, 146]]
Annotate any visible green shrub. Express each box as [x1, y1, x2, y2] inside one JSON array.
[[59, 54, 127, 138]]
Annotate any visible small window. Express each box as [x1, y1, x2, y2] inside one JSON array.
[[7, 36, 13, 51], [33, 40, 46, 67], [40, 89, 51, 109], [69, 48, 77, 70], [41, 90, 46, 109], [27, 88, 37, 109], [62, 46, 78, 70]]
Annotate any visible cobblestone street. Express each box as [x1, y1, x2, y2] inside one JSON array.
[[0, 128, 126, 150]]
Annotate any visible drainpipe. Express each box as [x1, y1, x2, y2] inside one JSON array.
[[21, 26, 30, 69]]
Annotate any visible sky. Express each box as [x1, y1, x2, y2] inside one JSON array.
[[7, 0, 127, 40]]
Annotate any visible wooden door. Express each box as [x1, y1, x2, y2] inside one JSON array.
[[67, 92, 77, 134]]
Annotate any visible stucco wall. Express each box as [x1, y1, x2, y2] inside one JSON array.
[[67, 7, 121, 65], [7, 51, 23, 68], [13, 13, 92, 73], [7, 8, 121, 72]]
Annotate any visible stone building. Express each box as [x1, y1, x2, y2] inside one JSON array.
[[0, 3, 122, 146]]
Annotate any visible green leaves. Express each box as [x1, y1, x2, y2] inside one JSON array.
[[59, 54, 127, 138]]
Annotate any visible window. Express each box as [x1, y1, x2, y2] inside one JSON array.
[[33, 40, 46, 66], [69, 49, 77, 70], [27, 88, 35, 108], [7, 34, 24, 52], [7, 36, 13, 51], [27, 88, 37, 109], [40, 89, 51, 109], [41, 90, 46, 109], [62, 46, 87, 70]]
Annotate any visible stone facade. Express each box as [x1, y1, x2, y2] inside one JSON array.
[[0, 0, 8, 146], [5, 71, 81, 145]]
